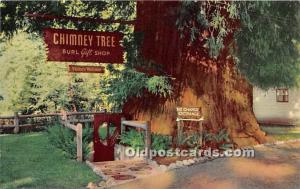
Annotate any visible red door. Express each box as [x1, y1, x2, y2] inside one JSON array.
[[93, 113, 124, 162]]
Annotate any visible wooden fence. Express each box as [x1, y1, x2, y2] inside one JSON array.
[[0, 111, 151, 162], [0, 111, 103, 162], [0, 111, 102, 130]]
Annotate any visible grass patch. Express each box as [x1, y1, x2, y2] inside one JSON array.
[[261, 125, 300, 141], [0, 132, 101, 189]]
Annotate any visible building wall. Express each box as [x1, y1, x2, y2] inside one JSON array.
[[253, 87, 300, 125]]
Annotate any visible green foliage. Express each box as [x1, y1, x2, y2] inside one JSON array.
[[176, 1, 300, 88], [47, 123, 93, 160], [15, 61, 44, 114], [0, 1, 135, 38], [176, 1, 237, 58], [235, 1, 300, 88], [146, 76, 173, 97], [119, 128, 145, 150], [82, 123, 93, 144], [47, 123, 76, 159], [203, 129, 230, 143], [181, 132, 203, 149], [0, 1, 142, 113], [0, 32, 105, 114], [0, 1, 108, 37], [1, 1, 171, 112], [101, 66, 172, 110], [203, 129, 233, 150], [119, 129, 171, 151], [261, 125, 300, 141], [151, 133, 172, 151], [1, 132, 101, 189]]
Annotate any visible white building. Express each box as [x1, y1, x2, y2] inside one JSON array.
[[253, 87, 300, 125]]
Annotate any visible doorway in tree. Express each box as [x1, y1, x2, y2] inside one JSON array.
[[93, 113, 124, 162]]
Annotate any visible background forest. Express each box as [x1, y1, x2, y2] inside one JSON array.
[[0, 32, 108, 115]]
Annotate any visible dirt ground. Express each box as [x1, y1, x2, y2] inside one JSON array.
[[111, 141, 300, 189]]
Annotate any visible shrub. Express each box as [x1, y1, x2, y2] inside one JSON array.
[[119, 128, 145, 150], [119, 129, 171, 151], [151, 133, 172, 151], [47, 123, 93, 160], [203, 129, 233, 150], [181, 132, 203, 149]]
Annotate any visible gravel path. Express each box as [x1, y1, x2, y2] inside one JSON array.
[[111, 141, 300, 189]]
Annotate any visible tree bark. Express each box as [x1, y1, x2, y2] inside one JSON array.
[[123, 1, 268, 147]]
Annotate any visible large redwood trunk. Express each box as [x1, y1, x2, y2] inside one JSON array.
[[123, 1, 268, 147]]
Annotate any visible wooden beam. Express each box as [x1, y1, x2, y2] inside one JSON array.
[[0, 116, 14, 119], [69, 119, 94, 123], [61, 120, 76, 131], [0, 123, 45, 128], [0, 125, 16, 128], [19, 113, 59, 118], [121, 120, 147, 130]]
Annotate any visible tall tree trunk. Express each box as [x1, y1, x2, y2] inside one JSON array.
[[123, 1, 268, 147]]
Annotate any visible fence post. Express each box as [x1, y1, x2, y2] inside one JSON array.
[[145, 121, 151, 160], [176, 119, 182, 146], [199, 120, 203, 147], [76, 123, 83, 162], [13, 112, 19, 134], [121, 117, 126, 134]]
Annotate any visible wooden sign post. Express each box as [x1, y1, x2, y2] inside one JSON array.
[[176, 107, 204, 147], [176, 107, 202, 120]]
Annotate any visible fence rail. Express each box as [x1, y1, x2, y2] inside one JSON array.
[[0, 111, 102, 130], [0, 111, 103, 162]]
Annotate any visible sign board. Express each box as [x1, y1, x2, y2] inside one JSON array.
[[43, 28, 124, 63], [176, 107, 202, 120], [68, 65, 105, 73]]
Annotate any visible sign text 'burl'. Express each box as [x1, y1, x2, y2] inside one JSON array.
[[44, 28, 124, 63]]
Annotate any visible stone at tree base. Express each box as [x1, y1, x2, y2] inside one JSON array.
[[176, 161, 183, 167], [183, 160, 190, 166], [168, 163, 177, 169], [86, 182, 97, 189], [105, 178, 115, 185], [148, 160, 158, 167], [98, 181, 106, 187], [188, 159, 195, 164], [197, 157, 206, 163], [159, 164, 168, 172]]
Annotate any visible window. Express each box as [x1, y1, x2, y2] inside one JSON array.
[[276, 88, 289, 102]]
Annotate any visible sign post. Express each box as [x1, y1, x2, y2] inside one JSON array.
[[176, 107, 204, 146]]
